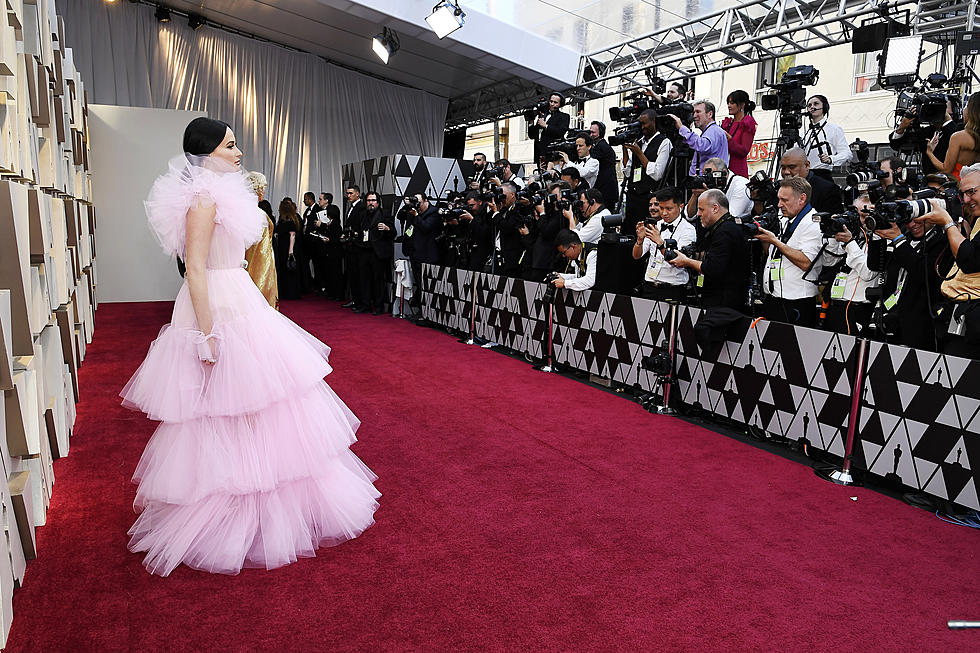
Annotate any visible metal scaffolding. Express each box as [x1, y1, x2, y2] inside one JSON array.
[[445, 0, 980, 130]]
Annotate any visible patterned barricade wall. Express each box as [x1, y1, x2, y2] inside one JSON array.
[[417, 265, 978, 511]]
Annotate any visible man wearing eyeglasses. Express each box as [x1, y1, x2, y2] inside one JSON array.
[[342, 185, 366, 309], [915, 163, 980, 357]]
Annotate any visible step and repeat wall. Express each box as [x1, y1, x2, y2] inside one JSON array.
[[419, 264, 980, 513], [0, 2, 96, 645]]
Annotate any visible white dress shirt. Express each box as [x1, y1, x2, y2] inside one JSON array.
[[560, 248, 598, 291], [803, 117, 852, 171], [641, 216, 697, 286], [764, 206, 823, 300], [821, 238, 880, 303], [624, 135, 672, 182], [567, 156, 599, 188], [724, 175, 754, 218], [574, 207, 608, 244]]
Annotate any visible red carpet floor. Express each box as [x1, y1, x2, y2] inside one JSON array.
[[5, 298, 979, 652]]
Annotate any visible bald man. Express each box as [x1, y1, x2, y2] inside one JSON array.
[[779, 147, 844, 214]]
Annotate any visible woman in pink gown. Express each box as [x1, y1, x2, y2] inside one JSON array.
[[121, 117, 380, 576]]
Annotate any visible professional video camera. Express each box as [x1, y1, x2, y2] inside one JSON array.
[[609, 92, 654, 123], [655, 101, 695, 134], [545, 135, 580, 162], [879, 187, 962, 224], [607, 121, 642, 147], [523, 97, 551, 123], [844, 139, 888, 202], [891, 73, 960, 155], [761, 65, 819, 152]]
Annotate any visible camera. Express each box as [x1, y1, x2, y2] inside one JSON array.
[[406, 196, 421, 210], [735, 211, 781, 239], [487, 165, 505, 180], [820, 208, 863, 237], [601, 213, 625, 229], [524, 97, 551, 123], [661, 238, 697, 261], [689, 169, 727, 190], [746, 170, 778, 205], [546, 137, 579, 162], [609, 91, 654, 123], [656, 101, 695, 133], [542, 271, 562, 304], [640, 349, 673, 376], [608, 121, 642, 147], [761, 65, 818, 111]]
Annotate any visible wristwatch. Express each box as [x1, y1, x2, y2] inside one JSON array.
[[943, 221, 958, 232]]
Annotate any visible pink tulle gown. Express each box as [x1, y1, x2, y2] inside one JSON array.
[[120, 155, 380, 576]]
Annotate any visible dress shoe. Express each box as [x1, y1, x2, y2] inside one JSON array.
[[352, 307, 366, 313], [341, 301, 354, 308]]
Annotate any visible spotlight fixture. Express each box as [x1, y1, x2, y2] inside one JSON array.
[[188, 12, 206, 30], [426, 1, 465, 39], [371, 27, 400, 65], [155, 6, 171, 23]]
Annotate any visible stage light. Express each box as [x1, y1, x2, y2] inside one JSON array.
[[155, 6, 171, 23], [426, 2, 465, 39], [372, 27, 399, 64], [880, 34, 923, 87], [188, 13, 206, 30]]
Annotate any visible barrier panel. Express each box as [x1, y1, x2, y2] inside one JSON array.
[[419, 264, 980, 511]]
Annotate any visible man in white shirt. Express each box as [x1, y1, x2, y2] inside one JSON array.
[[564, 188, 608, 244], [633, 188, 697, 301], [820, 194, 881, 336], [558, 133, 599, 189], [551, 229, 597, 292], [622, 108, 673, 234], [686, 157, 753, 219], [802, 95, 852, 180], [753, 176, 824, 327], [488, 158, 525, 190]]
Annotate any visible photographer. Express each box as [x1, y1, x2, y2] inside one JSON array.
[[916, 162, 980, 356], [926, 92, 980, 177], [526, 182, 568, 281], [589, 121, 619, 207], [488, 158, 526, 190], [342, 185, 366, 308], [492, 181, 528, 277], [645, 81, 687, 106], [754, 177, 824, 327], [780, 147, 844, 214], [623, 108, 673, 234], [820, 195, 882, 336], [461, 191, 494, 271], [528, 92, 571, 168], [802, 95, 852, 180], [551, 229, 597, 292], [633, 190, 697, 302], [468, 152, 490, 190], [403, 194, 444, 311], [559, 166, 588, 194], [670, 100, 729, 175], [879, 155, 906, 191], [564, 188, 608, 245], [891, 97, 958, 174], [686, 157, 753, 219], [557, 133, 599, 189]]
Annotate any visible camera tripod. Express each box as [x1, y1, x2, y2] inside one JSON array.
[[765, 127, 804, 179]]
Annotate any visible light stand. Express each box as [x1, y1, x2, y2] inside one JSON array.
[[816, 337, 869, 486]]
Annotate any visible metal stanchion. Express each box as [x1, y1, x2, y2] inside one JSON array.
[[650, 302, 679, 415], [538, 302, 555, 373], [816, 337, 869, 486], [464, 273, 478, 345]]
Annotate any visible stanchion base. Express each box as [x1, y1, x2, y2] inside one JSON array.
[[463, 338, 476, 345], [536, 365, 553, 373], [814, 466, 862, 486], [648, 405, 675, 415]]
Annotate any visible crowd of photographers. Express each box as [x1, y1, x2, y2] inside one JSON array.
[[328, 68, 980, 360]]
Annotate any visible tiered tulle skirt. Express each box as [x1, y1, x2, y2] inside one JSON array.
[[121, 268, 380, 576]]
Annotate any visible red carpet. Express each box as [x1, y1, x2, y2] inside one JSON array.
[[6, 299, 979, 652]]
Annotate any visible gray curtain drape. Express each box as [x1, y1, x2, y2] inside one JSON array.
[[57, 0, 447, 203]]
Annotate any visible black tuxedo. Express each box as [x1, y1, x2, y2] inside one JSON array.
[[494, 203, 526, 277], [529, 109, 570, 165], [344, 199, 367, 304], [358, 207, 395, 311], [805, 170, 844, 214], [467, 205, 494, 271], [320, 204, 345, 299], [591, 138, 619, 209]]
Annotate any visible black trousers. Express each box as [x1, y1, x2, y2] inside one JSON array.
[[324, 247, 345, 300], [359, 252, 391, 311], [640, 282, 686, 302], [761, 295, 818, 328], [352, 246, 374, 309]]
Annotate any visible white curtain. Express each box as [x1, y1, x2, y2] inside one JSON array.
[[57, 0, 447, 204]]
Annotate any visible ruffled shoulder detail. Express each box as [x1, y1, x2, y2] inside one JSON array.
[[144, 155, 264, 258]]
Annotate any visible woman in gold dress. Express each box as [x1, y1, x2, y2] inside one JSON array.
[[244, 171, 279, 309]]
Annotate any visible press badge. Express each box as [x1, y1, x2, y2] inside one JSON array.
[[633, 167, 642, 183], [696, 274, 705, 288], [644, 261, 661, 282], [363, 230, 370, 242], [405, 225, 414, 238], [768, 261, 783, 281], [830, 272, 848, 299]]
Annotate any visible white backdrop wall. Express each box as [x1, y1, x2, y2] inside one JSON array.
[[57, 0, 447, 205], [88, 105, 206, 302]]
